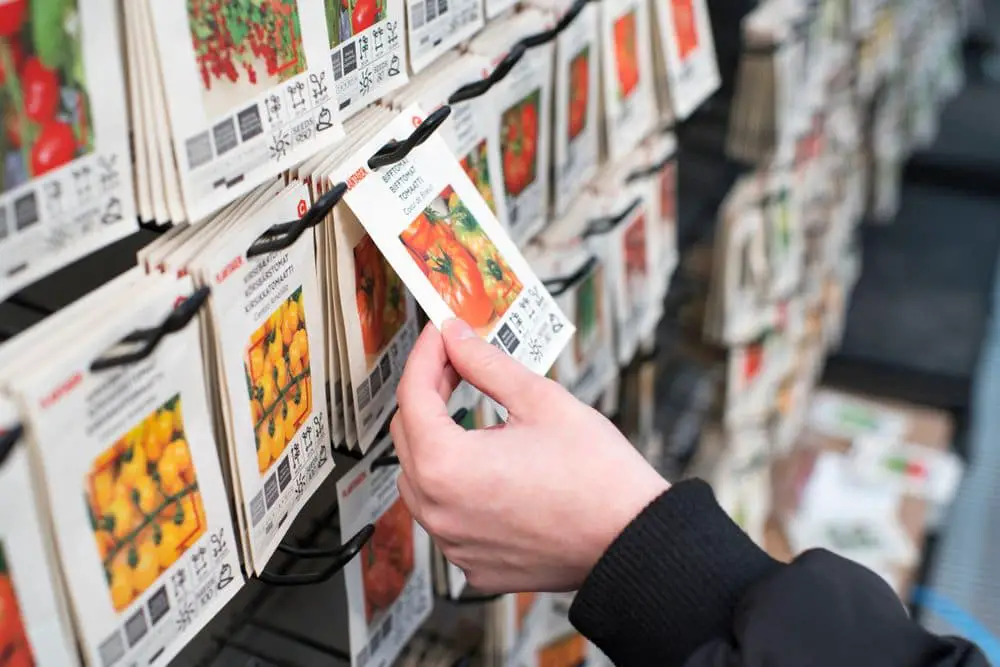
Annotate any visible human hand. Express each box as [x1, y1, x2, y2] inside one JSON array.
[[391, 319, 670, 593]]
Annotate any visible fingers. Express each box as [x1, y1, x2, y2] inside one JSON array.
[[440, 319, 560, 419]]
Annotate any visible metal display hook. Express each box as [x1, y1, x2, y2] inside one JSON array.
[[259, 523, 376, 586], [90, 286, 211, 371], [247, 183, 349, 257], [626, 152, 677, 183]]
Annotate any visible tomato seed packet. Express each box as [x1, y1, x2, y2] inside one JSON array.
[[13, 277, 243, 667], [146, 0, 346, 223], [337, 435, 433, 667], [651, 0, 719, 120], [195, 182, 333, 573], [529, 0, 602, 219], [0, 400, 80, 666], [335, 106, 574, 389], [335, 206, 419, 452], [404, 0, 484, 75], [597, 0, 657, 164], [0, 0, 137, 301]]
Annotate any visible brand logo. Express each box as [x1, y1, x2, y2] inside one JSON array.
[[340, 471, 368, 498], [41, 372, 82, 409], [216, 256, 245, 284], [346, 167, 368, 190], [297, 199, 308, 217]]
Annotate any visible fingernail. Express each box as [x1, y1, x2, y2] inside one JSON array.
[[443, 318, 477, 341]]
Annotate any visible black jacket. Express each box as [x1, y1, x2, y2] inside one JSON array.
[[569, 479, 989, 667]]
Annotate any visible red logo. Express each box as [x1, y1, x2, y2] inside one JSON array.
[[297, 199, 308, 217], [346, 167, 368, 190], [340, 471, 368, 498], [412, 115, 423, 128], [216, 256, 244, 284], [41, 372, 82, 409]]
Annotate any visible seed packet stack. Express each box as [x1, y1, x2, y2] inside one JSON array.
[[597, 0, 657, 165], [330, 106, 574, 414], [0, 0, 136, 301], [337, 435, 433, 667], [3, 275, 244, 667], [127, 0, 348, 225], [0, 399, 80, 666], [526, 0, 602, 220], [467, 10, 557, 245], [649, 0, 719, 122]]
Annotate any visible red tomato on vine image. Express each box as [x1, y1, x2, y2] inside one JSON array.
[[322, 0, 387, 49], [361, 499, 415, 625], [567, 46, 589, 141], [612, 11, 640, 99], [499, 89, 541, 198]]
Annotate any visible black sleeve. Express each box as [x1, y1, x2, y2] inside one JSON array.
[[569, 479, 989, 667]]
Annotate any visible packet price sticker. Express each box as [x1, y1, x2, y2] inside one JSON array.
[[0, 0, 137, 301], [338, 436, 433, 667], [327, 0, 410, 116], [148, 0, 345, 222], [405, 0, 484, 74], [16, 281, 243, 667], [0, 401, 79, 667], [337, 106, 574, 380], [202, 184, 334, 573]]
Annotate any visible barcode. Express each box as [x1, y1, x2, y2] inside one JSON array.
[[331, 50, 344, 80], [213, 117, 239, 156], [369, 365, 384, 397], [185, 131, 214, 169], [411, 1, 425, 28], [14, 192, 38, 231], [357, 379, 372, 411]]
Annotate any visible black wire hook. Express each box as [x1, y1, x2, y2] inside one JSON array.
[[625, 152, 676, 183], [259, 523, 375, 586], [448, 43, 527, 104], [0, 423, 23, 467], [541, 256, 598, 296], [247, 183, 348, 257], [90, 286, 211, 371], [581, 197, 642, 238], [368, 106, 453, 170], [522, 0, 594, 48]]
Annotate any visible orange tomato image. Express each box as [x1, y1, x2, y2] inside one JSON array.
[[400, 186, 523, 335], [244, 288, 313, 475], [567, 46, 590, 141], [85, 395, 206, 612], [613, 11, 640, 99], [354, 235, 407, 366], [538, 632, 587, 667], [671, 0, 699, 60], [361, 498, 415, 624], [0, 544, 36, 667]]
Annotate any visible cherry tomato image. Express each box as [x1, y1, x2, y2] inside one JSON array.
[[0, 0, 27, 38], [22, 57, 61, 123], [31, 120, 76, 177]]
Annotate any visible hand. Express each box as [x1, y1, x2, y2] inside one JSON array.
[[391, 319, 670, 593]]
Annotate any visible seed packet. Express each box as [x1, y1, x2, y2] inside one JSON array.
[[335, 106, 574, 387], [145, 0, 346, 223], [468, 11, 556, 244], [496, 592, 547, 667], [13, 277, 243, 667], [597, 0, 657, 164], [405, 0, 484, 75], [651, 0, 719, 120], [0, 400, 80, 666], [335, 206, 419, 452], [194, 182, 333, 573], [0, 0, 137, 301], [850, 436, 964, 508], [528, 0, 601, 219], [338, 435, 433, 667]]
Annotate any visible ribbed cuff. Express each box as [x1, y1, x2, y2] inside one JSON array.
[[569, 479, 782, 667]]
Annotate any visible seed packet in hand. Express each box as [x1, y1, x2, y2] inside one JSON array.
[[194, 182, 333, 573], [145, 0, 346, 222], [597, 0, 657, 164], [0, 401, 79, 666], [338, 435, 433, 667], [335, 206, 419, 452], [334, 105, 574, 385], [0, 0, 137, 300], [651, 0, 719, 120], [12, 278, 243, 667]]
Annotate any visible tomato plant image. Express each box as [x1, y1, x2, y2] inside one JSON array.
[[354, 234, 406, 367], [85, 396, 207, 613], [188, 0, 308, 117], [322, 0, 386, 48], [244, 288, 313, 475], [400, 186, 523, 334], [500, 88, 540, 199], [0, 0, 94, 193], [612, 10, 640, 99], [567, 46, 589, 141], [0, 542, 35, 667], [459, 139, 496, 214], [361, 498, 414, 625]]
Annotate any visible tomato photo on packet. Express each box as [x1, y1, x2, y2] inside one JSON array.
[[670, 0, 699, 60], [567, 46, 590, 141], [612, 10, 640, 99], [0, 0, 94, 193], [322, 0, 387, 49], [460, 139, 497, 214], [361, 498, 415, 624], [354, 234, 407, 365], [0, 542, 35, 667], [500, 89, 541, 198]]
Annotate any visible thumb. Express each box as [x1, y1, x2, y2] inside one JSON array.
[[440, 319, 555, 418]]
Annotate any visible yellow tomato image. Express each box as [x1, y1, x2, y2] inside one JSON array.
[[249, 346, 265, 382], [158, 454, 185, 496], [290, 352, 304, 377], [193, 493, 207, 529], [267, 335, 283, 367], [257, 424, 272, 473], [292, 329, 308, 365], [178, 496, 200, 536], [95, 530, 115, 560], [110, 556, 136, 611], [251, 399, 264, 423], [118, 445, 148, 490], [133, 541, 160, 593], [152, 410, 175, 449], [132, 476, 161, 515], [274, 356, 288, 389], [268, 306, 284, 336], [106, 496, 136, 540], [155, 522, 181, 570], [163, 439, 195, 485], [144, 428, 165, 464], [92, 470, 115, 514], [259, 371, 277, 410], [269, 414, 285, 461]]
